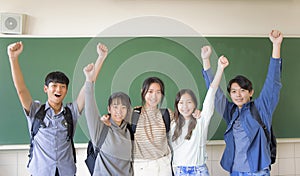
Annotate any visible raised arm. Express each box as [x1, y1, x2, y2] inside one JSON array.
[[84, 63, 104, 144], [7, 41, 32, 113], [201, 45, 212, 71], [210, 56, 229, 89], [269, 30, 283, 59], [256, 30, 283, 121], [201, 56, 229, 119], [76, 43, 108, 113], [201, 45, 228, 117]]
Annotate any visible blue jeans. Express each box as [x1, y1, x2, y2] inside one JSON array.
[[231, 169, 270, 176], [174, 164, 210, 176]]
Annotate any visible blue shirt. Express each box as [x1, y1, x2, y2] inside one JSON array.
[[25, 100, 80, 176], [232, 116, 250, 171], [202, 57, 282, 172]]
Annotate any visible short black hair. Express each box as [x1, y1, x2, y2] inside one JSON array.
[[227, 75, 253, 93], [44, 71, 69, 88]]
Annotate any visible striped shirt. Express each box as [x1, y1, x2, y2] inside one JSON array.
[[133, 107, 172, 160]]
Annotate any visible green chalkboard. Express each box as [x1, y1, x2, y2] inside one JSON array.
[[0, 36, 299, 145]]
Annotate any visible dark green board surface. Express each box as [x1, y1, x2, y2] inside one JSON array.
[[0, 36, 298, 145]]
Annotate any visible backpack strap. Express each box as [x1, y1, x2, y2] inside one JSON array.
[[250, 102, 277, 165], [131, 107, 142, 134], [63, 106, 76, 163], [97, 125, 109, 151], [249, 102, 270, 142], [31, 104, 47, 137], [230, 104, 237, 120], [63, 106, 73, 141], [160, 108, 170, 133], [28, 104, 47, 167]]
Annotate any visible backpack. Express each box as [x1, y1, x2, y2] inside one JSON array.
[[85, 125, 109, 175], [84, 107, 171, 175], [27, 104, 76, 167], [230, 101, 277, 166]]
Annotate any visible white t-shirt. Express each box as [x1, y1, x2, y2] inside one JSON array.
[[171, 87, 216, 167]]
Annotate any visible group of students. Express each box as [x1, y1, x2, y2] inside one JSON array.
[[7, 29, 283, 176]]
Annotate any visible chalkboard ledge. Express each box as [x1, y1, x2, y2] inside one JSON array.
[[0, 143, 88, 150], [1, 139, 300, 150]]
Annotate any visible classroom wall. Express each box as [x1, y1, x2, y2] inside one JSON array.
[[0, 0, 300, 36], [1, 0, 300, 176], [1, 140, 300, 176]]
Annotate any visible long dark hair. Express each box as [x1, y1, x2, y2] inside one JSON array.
[[141, 77, 165, 106], [172, 89, 198, 141]]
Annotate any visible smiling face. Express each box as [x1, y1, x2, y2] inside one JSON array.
[[141, 77, 165, 108], [144, 83, 163, 109], [177, 93, 196, 119], [229, 83, 254, 108], [227, 75, 254, 109], [44, 82, 68, 107], [108, 100, 128, 126], [107, 92, 131, 126]]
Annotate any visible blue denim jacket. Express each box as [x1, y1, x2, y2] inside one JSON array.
[[202, 58, 282, 172]]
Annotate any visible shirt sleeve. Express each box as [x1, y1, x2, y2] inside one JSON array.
[[199, 86, 216, 129], [202, 68, 228, 118], [255, 57, 283, 126], [85, 81, 104, 146], [24, 100, 41, 133]]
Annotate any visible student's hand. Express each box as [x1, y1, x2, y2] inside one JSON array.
[[218, 55, 229, 70], [269, 30, 283, 46], [97, 43, 108, 59], [101, 114, 111, 126], [7, 41, 23, 60], [83, 63, 95, 82], [192, 109, 201, 119], [201, 45, 212, 60]]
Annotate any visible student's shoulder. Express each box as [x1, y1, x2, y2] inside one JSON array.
[[64, 101, 79, 115]]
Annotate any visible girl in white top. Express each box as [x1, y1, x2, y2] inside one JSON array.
[[171, 53, 229, 176]]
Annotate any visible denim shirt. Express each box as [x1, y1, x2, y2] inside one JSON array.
[[25, 100, 80, 176], [202, 58, 282, 172]]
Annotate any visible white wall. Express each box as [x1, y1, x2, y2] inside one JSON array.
[[0, 0, 300, 36], [1, 1, 300, 175], [1, 140, 300, 176]]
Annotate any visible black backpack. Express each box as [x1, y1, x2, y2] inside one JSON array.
[[230, 101, 277, 166], [27, 104, 76, 167], [85, 125, 109, 175], [84, 107, 171, 175]]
